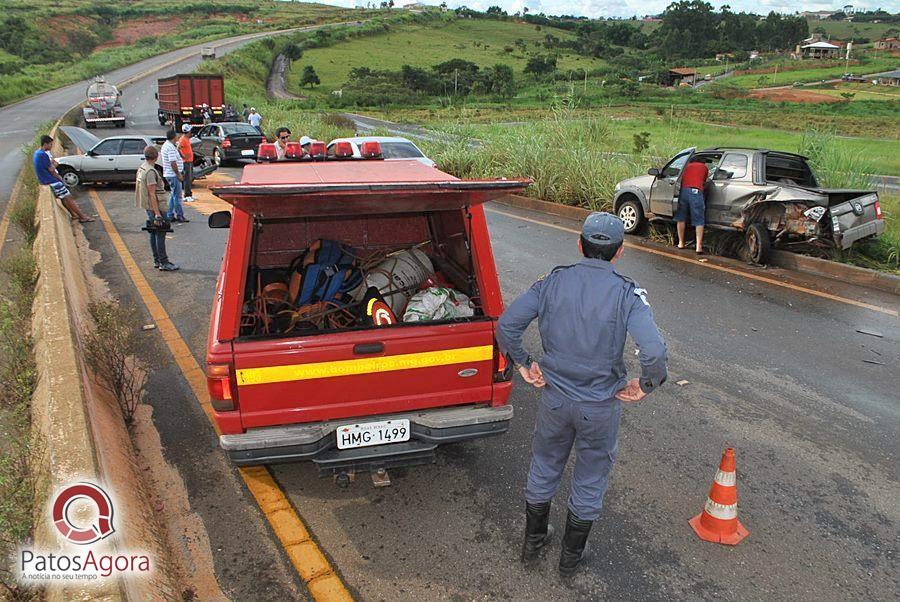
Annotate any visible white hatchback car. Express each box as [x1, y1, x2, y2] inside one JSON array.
[[326, 136, 436, 167]]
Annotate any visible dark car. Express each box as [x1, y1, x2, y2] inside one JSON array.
[[194, 122, 265, 166]]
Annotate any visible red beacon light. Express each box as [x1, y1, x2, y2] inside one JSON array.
[[360, 141, 383, 159], [284, 141, 304, 160], [333, 141, 354, 159], [308, 141, 326, 160], [257, 142, 278, 162]]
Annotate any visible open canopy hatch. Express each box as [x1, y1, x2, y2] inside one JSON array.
[[211, 160, 530, 217]]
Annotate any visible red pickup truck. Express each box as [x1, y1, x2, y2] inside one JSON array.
[[206, 156, 528, 478]]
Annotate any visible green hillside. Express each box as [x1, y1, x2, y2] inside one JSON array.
[[806, 18, 898, 41], [0, 1, 377, 106], [286, 18, 607, 97]]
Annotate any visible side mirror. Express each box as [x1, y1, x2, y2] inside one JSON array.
[[713, 169, 731, 181], [86, 150, 95, 157], [647, 168, 660, 177], [208, 211, 231, 229], [191, 136, 202, 145]]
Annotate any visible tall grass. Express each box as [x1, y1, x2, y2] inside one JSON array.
[[800, 129, 876, 189], [421, 104, 675, 209]]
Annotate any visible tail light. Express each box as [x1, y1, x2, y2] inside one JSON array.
[[257, 142, 277, 162], [221, 138, 231, 148], [360, 141, 382, 158], [874, 199, 882, 219], [308, 141, 326, 159], [284, 141, 304, 160], [207, 364, 236, 412], [333, 141, 354, 158], [494, 348, 513, 382]]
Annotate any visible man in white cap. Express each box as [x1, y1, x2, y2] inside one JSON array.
[[177, 123, 195, 203], [299, 135, 312, 155], [247, 107, 262, 134]]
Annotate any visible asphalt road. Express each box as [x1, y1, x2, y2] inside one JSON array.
[[0, 26, 313, 245], [29, 38, 900, 600]]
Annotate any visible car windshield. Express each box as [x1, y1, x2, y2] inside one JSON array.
[[379, 142, 424, 159], [222, 124, 260, 136]]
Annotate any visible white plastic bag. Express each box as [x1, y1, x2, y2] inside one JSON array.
[[403, 287, 474, 322]]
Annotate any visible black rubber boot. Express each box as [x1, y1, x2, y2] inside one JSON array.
[[521, 501, 554, 565], [559, 511, 593, 578]]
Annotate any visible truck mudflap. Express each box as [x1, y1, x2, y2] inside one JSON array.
[[219, 404, 513, 470]]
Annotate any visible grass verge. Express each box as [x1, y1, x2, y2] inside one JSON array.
[[0, 168, 40, 598]]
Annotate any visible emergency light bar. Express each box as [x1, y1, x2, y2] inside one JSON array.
[[284, 141, 304, 160], [333, 141, 353, 158], [308, 141, 327, 160], [360, 141, 382, 158], [257, 142, 278, 162]]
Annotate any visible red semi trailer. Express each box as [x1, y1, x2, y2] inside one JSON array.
[[156, 74, 226, 130]]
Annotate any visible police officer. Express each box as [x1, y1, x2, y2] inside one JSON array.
[[497, 212, 667, 577]]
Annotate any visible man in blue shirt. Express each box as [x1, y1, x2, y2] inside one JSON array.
[[32, 135, 93, 223], [498, 212, 667, 577]]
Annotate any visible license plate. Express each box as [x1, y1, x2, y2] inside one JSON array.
[[336, 419, 410, 450], [241, 149, 254, 156]]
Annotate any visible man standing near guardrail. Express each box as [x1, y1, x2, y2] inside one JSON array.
[[497, 212, 667, 578], [160, 129, 188, 223], [32, 135, 94, 223]]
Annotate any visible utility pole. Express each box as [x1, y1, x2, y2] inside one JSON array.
[[454, 69, 458, 96], [584, 69, 588, 94], [845, 41, 852, 75], [773, 63, 778, 85]]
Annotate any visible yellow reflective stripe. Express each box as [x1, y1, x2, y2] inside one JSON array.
[[236, 345, 494, 386]]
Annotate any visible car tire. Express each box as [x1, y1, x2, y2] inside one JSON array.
[[59, 168, 81, 187], [617, 198, 645, 235], [745, 222, 771, 264]]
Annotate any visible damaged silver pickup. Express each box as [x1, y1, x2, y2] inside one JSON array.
[[613, 147, 884, 263]]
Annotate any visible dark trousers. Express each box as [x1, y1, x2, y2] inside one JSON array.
[[146, 210, 169, 265], [182, 161, 193, 198]]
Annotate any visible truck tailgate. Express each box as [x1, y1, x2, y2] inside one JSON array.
[[231, 321, 497, 428], [829, 192, 882, 249]]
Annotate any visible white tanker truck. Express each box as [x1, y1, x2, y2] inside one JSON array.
[[83, 78, 126, 128]]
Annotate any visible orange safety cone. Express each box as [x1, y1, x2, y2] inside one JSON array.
[[689, 447, 749, 545]]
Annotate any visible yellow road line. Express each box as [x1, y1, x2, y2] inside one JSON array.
[[87, 190, 353, 601], [486, 207, 899, 318], [238, 345, 493, 386]]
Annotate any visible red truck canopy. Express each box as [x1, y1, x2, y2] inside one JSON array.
[[211, 160, 530, 217]]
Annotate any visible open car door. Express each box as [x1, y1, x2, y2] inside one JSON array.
[[649, 147, 695, 217]]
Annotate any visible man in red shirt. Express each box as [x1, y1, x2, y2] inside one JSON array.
[[675, 159, 709, 254], [177, 124, 195, 203]]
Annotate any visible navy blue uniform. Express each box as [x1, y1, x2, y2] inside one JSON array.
[[498, 257, 667, 520]]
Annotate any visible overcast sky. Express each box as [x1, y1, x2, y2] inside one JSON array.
[[319, 0, 888, 18]]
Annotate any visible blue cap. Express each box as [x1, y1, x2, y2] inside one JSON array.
[[582, 212, 624, 246]]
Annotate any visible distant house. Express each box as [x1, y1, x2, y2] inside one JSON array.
[[664, 68, 698, 86], [799, 41, 841, 59], [875, 38, 900, 51], [403, 2, 426, 9], [879, 69, 900, 86], [715, 53, 735, 61], [800, 11, 835, 20]]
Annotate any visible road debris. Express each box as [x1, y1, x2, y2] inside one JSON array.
[[856, 329, 883, 338], [862, 359, 885, 366], [676, 379, 690, 386], [142, 324, 157, 331]]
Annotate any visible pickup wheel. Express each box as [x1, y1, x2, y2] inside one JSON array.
[[745, 222, 771, 264], [616, 198, 645, 234], [59, 168, 81, 187]]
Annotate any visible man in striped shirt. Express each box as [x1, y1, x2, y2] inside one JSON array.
[[160, 129, 188, 222]]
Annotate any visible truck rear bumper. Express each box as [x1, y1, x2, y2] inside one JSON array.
[[220, 404, 513, 472], [838, 218, 884, 249]]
